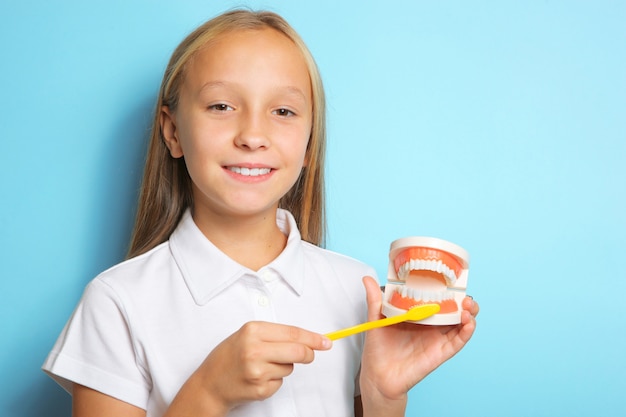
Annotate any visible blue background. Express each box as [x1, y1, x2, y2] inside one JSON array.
[[1, 0, 624, 416]]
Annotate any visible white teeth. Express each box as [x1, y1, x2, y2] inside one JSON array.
[[397, 259, 458, 285], [229, 167, 271, 176], [402, 287, 454, 302]]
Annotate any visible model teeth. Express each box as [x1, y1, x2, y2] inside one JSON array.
[[397, 259, 458, 285], [398, 286, 455, 302], [229, 167, 271, 176]]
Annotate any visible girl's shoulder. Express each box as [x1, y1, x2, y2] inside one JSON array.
[[93, 240, 173, 289]]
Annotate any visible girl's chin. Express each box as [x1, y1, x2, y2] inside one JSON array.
[[192, 200, 281, 219]]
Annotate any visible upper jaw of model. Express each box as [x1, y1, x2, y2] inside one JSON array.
[[382, 236, 470, 325]]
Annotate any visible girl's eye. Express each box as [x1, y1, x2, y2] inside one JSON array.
[[273, 108, 295, 117], [209, 103, 233, 112]]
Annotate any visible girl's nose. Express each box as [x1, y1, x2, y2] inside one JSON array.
[[234, 111, 270, 151]]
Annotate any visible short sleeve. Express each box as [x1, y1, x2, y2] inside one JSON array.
[[42, 278, 151, 409]]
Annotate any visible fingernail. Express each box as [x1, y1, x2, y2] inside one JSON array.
[[322, 337, 333, 349]]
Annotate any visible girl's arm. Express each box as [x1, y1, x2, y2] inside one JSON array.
[[73, 384, 145, 417], [358, 276, 479, 417], [72, 378, 226, 417]]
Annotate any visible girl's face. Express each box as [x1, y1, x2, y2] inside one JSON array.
[[162, 28, 313, 223]]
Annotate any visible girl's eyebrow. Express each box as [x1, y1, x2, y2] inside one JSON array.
[[198, 81, 309, 103], [281, 86, 309, 103], [197, 80, 228, 94]]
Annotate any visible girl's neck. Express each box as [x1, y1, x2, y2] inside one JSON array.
[[191, 206, 287, 272]]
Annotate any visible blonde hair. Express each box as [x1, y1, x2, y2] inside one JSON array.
[[127, 9, 327, 258]]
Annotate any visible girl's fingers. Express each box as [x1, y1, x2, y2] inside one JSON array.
[[462, 296, 480, 317], [239, 321, 332, 353], [457, 298, 478, 344], [243, 360, 296, 385], [362, 275, 383, 322], [258, 342, 317, 365]]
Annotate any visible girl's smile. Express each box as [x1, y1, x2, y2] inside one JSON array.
[[225, 165, 274, 182]]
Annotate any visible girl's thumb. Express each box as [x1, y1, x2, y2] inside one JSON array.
[[362, 276, 384, 322]]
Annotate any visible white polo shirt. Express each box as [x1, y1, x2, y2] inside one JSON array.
[[43, 209, 376, 417]]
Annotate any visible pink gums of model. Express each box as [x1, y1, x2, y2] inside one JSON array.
[[382, 236, 470, 325]]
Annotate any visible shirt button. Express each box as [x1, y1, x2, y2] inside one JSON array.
[[258, 295, 269, 307], [260, 270, 276, 283]]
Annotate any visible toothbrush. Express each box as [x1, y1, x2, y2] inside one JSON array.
[[325, 304, 440, 341]]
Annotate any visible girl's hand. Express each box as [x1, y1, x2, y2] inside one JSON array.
[[358, 276, 479, 416], [166, 321, 331, 417]]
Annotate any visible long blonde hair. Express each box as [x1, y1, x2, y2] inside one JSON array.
[[127, 10, 327, 258]]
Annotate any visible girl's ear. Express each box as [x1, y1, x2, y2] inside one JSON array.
[[160, 106, 184, 158]]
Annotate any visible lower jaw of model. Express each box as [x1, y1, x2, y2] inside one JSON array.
[[382, 238, 469, 326]]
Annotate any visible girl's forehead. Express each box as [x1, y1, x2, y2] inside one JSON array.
[[195, 28, 303, 65], [183, 28, 312, 95]]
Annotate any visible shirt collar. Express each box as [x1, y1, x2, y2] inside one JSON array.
[[169, 208, 306, 306]]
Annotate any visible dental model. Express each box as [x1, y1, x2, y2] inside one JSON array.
[[382, 236, 470, 325]]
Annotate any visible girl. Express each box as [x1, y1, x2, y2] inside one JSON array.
[[43, 9, 479, 417]]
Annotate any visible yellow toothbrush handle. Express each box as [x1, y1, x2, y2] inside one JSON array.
[[325, 304, 440, 341]]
